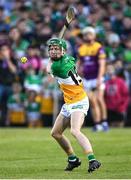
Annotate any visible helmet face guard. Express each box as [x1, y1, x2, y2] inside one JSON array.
[[47, 38, 67, 60]]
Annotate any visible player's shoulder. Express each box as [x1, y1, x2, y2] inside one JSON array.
[[78, 43, 88, 56], [94, 41, 103, 49], [78, 43, 87, 52], [94, 42, 106, 55], [63, 54, 75, 62], [78, 41, 103, 56]]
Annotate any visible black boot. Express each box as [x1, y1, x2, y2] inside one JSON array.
[[65, 157, 81, 171], [88, 160, 101, 173]]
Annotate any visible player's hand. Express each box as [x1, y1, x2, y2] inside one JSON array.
[[2, 49, 11, 61]]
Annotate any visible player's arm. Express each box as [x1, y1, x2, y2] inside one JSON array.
[[7, 59, 17, 73], [98, 59, 106, 79], [46, 59, 52, 74], [76, 45, 85, 77], [1, 45, 17, 73], [97, 47, 106, 87], [76, 59, 83, 77], [76, 47, 84, 77]]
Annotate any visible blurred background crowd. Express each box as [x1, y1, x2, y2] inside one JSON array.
[[0, 0, 131, 128]]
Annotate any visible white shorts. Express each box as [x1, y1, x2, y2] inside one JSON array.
[[27, 112, 40, 122], [60, 97, 89, 118], [83, 78, 105, 91]]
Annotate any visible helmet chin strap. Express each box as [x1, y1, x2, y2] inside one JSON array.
[[62, 47, 65, 56]]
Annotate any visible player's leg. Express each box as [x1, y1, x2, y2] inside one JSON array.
[[70, 111, 93, 153], [51, 113, 82, 171], [70, 111, 101, 172], [88, 91, 101, 123], [96, 88, 109, 131], [83, 79, 102, 131], [97, 89, 107, 119], [51, 113, 74, 156], [88, 91, 103, 131]]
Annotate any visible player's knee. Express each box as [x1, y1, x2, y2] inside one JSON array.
[[97, 95, 105, 104], [70, 128, 80, 137], [51, 130, 62, 139], [90, 98, 98, 108]]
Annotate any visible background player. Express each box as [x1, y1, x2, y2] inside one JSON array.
[[46, 38, 101, 173], [78, 26, 109, 132]]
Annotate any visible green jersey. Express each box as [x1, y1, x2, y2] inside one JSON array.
[[26, 102, 40, 112], [7, 93, 26, 111], [49, 54, 87, 104], [51, 54, 76, 78]]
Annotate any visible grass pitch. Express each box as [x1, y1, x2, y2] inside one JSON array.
[[0, 128, 131, 179]]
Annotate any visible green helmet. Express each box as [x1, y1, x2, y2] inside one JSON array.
[[47, 38, 67, 50]]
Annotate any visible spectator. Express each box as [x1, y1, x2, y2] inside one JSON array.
[[106, 33, 124, 62], [40, 75, 57, 127], [39, 24, 52, 43], [25, 90, 41, 128], [0, 6, 10, 32], [7, 82, 26, 126], [9, 27, 30, 59], [114, 59, 125, 79], [24, 66, 43, 94], [21, 45, 42, 72], [121, 17, 131, 39], [0, 43, 17, 126], [16, 18, 35, 43], [123, 37, 131, 92], [105, 63, 129, 127], [110, 5, 123, 35]]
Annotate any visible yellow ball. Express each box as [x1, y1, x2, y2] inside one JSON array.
[[20, 57, 28, 63]]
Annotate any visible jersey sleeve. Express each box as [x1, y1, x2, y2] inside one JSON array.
[[98, 46, 106, 59], [65, 55, 76, 77], [70, 56, 76, 63]]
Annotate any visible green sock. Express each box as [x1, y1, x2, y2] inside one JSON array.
[[68, 154, 77, 161], [87, 153, 96, 162]]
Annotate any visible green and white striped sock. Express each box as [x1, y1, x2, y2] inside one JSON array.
[[87, 153, 96, 162], [68, 154, 77, 161]]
